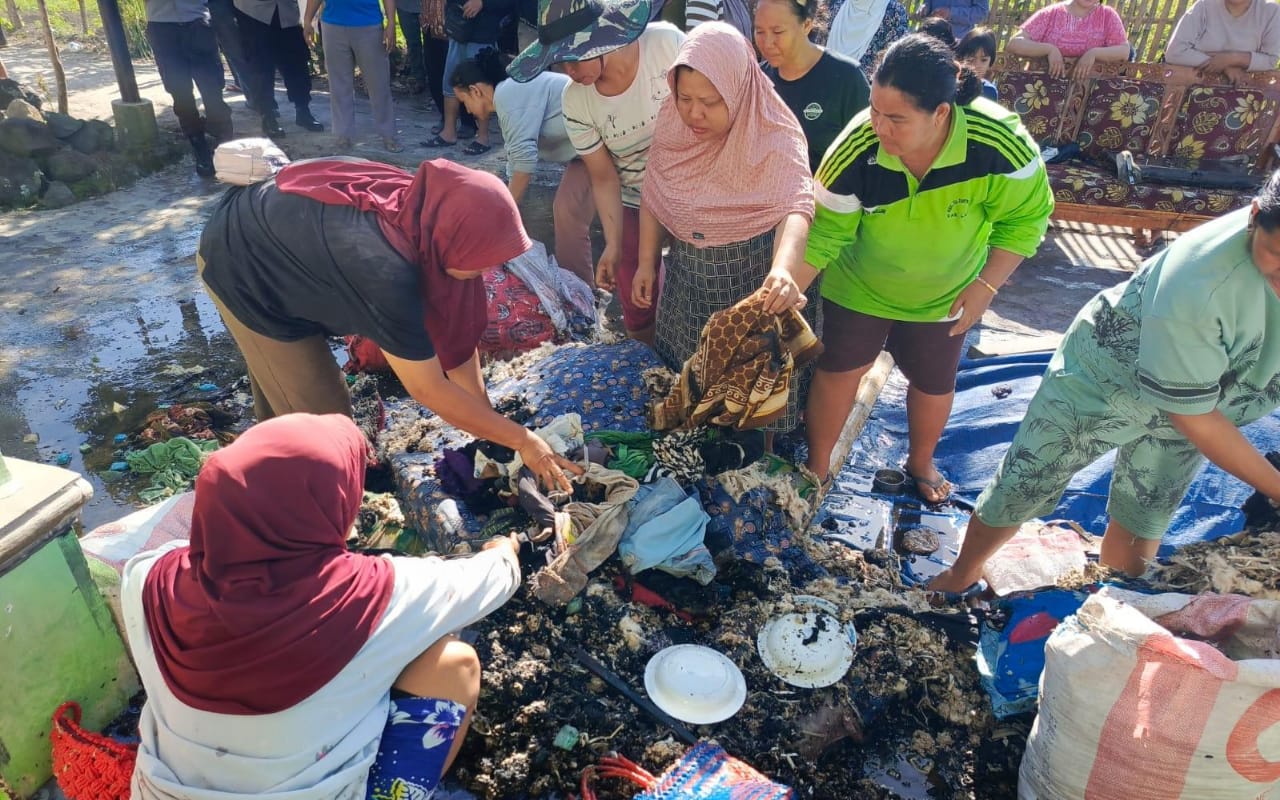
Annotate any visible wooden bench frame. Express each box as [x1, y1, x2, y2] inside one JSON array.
[[991, 56, 1280, 236]]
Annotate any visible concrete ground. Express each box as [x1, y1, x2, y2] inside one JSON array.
[[0, 33, 1156, 530]]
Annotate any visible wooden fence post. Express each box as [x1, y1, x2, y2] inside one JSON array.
[[3, 0, 22, 31], [34, 0, 69, 114]]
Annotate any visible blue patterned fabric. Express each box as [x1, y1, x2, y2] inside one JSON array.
[[976, 588, 1091, 719], [698, 479, 825, 585], [394, 341, 666, 552], [366, 696, 468, 800], [635, 741, 793, 800]]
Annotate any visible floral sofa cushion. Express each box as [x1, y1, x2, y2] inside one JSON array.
[[1047, 162, 1250, 216], [1169, 86, 1280, 163], [998, 71, 1074, 145], [1075, 78, 1166, 160]]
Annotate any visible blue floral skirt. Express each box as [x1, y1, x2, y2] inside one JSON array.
[[366, 694, 468, 800]]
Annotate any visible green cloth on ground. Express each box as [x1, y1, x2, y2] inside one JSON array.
[[125, 437, 218, 503], [609, 444, 653, 478], [588, 430, 658, 478]]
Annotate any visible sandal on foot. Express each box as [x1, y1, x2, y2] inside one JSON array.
[[927, 579, 987, 606], [904, 465, 952, 505], [420, 134, 455, 148], [463, 140, 492, 155]]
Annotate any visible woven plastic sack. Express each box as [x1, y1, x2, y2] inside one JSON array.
[[50, 701, 137, 800], [1019, 587, 1280, 800], [213, 137, 290, 186]]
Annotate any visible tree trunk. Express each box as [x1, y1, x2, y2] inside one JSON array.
[[35, 0, 69, 114], [78, 0, 90, 34], [4, 0, 22, 31]]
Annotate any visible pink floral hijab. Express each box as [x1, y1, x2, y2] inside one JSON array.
[[641, 22, 813, 249]]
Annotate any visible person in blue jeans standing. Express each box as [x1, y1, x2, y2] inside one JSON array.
[[145, 0, 232, 176], [421, 0, 513, 154], [397, 0, 428, 94], [304, 0, 401, 150]]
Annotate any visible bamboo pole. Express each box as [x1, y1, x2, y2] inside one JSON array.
[[3, 3, 20, 30], [4, 0, 22, 31], [35, 0, 69, 114]]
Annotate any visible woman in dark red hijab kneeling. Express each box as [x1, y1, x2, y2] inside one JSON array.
[[121, 413, 522, 800], [198, 156, 579, 493]]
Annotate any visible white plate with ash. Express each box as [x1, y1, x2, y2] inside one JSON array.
[[757, 595, 857, 689]]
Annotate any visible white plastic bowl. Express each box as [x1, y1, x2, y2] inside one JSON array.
[[644, 644, 747, 725]]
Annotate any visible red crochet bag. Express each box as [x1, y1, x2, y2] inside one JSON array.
[[50, 701, 137, 800]]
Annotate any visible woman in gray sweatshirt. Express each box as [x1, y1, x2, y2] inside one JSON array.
[[452, 48, 596, 287]]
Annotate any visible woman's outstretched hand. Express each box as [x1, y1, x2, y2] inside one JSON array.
[[519, 432, 583, 494]]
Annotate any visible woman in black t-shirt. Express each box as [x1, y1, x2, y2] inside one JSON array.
[[755, 0, 871, 171], [198, 157, 580, 492]]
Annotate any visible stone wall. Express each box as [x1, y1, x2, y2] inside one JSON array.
[[0, 78, 184, 210]]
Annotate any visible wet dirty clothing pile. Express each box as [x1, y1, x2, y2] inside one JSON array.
[[137, 404, 237, 445], [381, 341, 821, 608], [126, 437, 219, 503]]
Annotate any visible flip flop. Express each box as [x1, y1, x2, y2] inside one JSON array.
[[903, 465, 952, 505], [927, 579, 988, 607], [420, 134, 455, 148], [463, 140, 492, 156]]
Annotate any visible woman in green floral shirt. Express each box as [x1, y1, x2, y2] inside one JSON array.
[[933, 169, 1280, 591]]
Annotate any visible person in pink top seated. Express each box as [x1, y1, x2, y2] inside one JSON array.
[[1006, 0, 1130, 78]]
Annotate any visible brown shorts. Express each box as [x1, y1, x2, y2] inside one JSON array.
[[816, 299, 967, 395]]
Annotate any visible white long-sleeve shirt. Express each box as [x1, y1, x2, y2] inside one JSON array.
[[1166, 0, 1280, 71], [122, 542, 520, 800]]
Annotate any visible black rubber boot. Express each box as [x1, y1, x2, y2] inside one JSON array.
[[189, 133, 215, 178], [295, 106, 324, 132], [262, 113, 286, 137]]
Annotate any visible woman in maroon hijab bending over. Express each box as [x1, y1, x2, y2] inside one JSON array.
[[121, 413, 523, 800], [198, 157, 580, 493]]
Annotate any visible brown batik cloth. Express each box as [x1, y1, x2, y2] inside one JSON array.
[[650, 290, 822, 432]]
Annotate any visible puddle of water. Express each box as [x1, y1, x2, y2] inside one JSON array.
[[3, 290, 245, 529], [862, 752, 946, 799], [2, 178, 594, 532]]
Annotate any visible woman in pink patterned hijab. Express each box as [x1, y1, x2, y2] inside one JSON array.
[[637, 21, 816, 437]]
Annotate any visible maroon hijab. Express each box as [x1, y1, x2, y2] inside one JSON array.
[[275, 158, 532, 371], [141, 414, 395, 715]]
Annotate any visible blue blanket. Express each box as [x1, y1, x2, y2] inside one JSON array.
[[834, 351, 1280, 555]]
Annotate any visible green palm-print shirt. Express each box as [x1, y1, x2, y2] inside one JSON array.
[[1061, 206, 1280, 435]]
